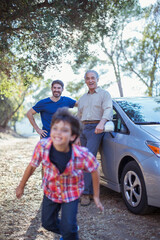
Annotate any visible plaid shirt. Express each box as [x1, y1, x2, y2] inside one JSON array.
[[30, 138, 99, 203]]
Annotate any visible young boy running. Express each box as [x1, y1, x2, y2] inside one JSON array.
[[16, 107, 104, 240]]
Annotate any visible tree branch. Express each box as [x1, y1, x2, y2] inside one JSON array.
[[121, 40, 149, 88]]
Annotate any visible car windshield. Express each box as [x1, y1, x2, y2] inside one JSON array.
[[116, 97, 160, 124]]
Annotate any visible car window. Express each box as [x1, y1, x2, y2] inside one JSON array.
[[116, 98, 160, 124], [113, 109, 128, 134]]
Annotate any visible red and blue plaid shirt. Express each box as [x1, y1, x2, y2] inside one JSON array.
[[30, 138, 99, 203]]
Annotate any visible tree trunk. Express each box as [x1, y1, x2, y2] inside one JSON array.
[[101, 40, 124, 97]]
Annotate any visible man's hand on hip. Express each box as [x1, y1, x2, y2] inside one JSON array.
[[37, 129, 48, 138]]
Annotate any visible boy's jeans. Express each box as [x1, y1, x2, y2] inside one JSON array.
[[42, 195, 79, 240]]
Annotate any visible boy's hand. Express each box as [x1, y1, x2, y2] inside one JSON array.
[[93, 196, 104, 212], [16, 186, 24, 199]]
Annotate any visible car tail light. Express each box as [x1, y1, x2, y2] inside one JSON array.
[[146, 141, 160, 157]]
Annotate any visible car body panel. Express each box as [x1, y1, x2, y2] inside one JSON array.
[[140, 125, 160, 140]]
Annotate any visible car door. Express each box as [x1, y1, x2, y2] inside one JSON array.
[[100, 107, 129, 192]]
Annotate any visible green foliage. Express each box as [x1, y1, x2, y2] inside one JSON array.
[[69, 1, 160, 97], [32, 78, 52, 102], [69, 0, 141, 97], [0, 69, 42, 128], [1, 0, 107, 127], [0, 94, 24, 128], [66, 79, 85, 99], [0, 0, 121, 78], [122, 1, 160, 96], [0, 0, 145, 128], [71, 0, 140, 66]]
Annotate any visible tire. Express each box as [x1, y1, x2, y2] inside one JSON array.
[[121, 161, 149, 215]]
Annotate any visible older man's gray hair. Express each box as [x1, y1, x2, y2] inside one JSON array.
[[84, 70, 99, 80]]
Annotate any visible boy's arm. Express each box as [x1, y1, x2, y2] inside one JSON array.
[[91, 169, 104, 212], [16, 164, 36, 199]]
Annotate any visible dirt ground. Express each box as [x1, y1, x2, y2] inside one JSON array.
[[0, 131, 160, 240]]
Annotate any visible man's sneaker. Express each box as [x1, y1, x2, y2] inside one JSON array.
[[59, 226, 79, 240]]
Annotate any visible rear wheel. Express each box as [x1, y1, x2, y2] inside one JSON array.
[[121, 161, 149, 214]]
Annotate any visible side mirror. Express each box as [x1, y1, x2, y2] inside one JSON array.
[[104, 121, 115, 132]]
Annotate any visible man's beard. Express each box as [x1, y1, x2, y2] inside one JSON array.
[[53, 92, 61, 98]]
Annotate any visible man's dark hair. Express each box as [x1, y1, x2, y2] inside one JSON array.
[[51, 107, 81, 141], [51, 80, 64, 88]]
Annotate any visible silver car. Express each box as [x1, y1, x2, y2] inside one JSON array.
[[100, 97, 160, 214]]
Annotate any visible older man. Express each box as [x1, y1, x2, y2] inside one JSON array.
[[78, 70, 113, 206]]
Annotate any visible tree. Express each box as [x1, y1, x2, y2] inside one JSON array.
[[1, 0, 139, 91], [0, 0, 140, 128], [69, 0, 141, 97], [0, 72, 41, 128], [121, 1, 160, 96], [0, 0, 125, 81]]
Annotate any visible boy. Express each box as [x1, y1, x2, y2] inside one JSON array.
[[16, 107, 104, 240]]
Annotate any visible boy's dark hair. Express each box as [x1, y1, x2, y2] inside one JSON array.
[[51, 107, 81, 142], [51, 80, 64, 89]]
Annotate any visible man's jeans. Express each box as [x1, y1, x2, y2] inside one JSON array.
[[80, 123, 104, 195], [42, 195, 79, 240]]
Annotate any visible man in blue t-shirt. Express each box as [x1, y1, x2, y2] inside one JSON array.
[[27, 80, 77, 138]]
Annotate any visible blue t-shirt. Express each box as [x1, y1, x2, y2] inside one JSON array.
[[33, 96, 76, 137]]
